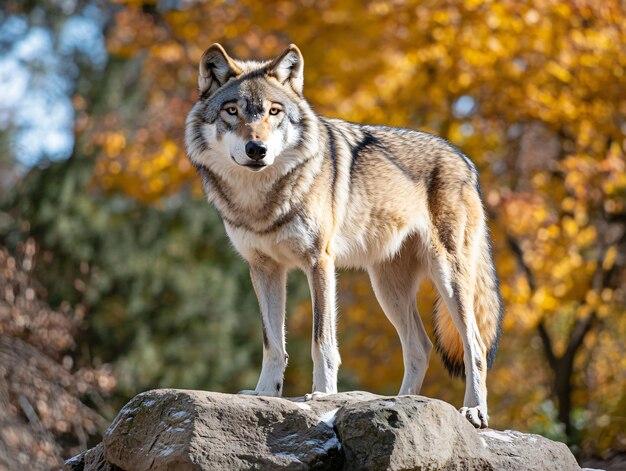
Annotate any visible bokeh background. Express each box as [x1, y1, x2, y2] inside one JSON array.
[[1, 0, 625, 469]]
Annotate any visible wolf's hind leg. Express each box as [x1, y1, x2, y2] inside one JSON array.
[[306, 255, 340, 398], [368, 245, 432, 396], [429, 252, 489, 428], [240, 258, 288, 397]]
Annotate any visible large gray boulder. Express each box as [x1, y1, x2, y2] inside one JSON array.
[[65, 389, 581, 471], [334, 396, 491, 470]]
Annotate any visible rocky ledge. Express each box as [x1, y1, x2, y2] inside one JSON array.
[[65, 389, 581, 471]]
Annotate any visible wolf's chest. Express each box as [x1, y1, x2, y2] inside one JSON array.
[[223, 215, 319, 269]]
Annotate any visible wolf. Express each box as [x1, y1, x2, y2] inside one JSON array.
[[185, 43, 503, 428]]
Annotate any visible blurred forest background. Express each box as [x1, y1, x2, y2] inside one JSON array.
[[0, 0, 625, 469]]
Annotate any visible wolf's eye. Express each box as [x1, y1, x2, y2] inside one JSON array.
[[269, 107, 281, 116], [225, 106, 238, 115]]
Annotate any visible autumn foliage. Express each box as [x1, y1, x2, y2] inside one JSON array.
[[0, 242, 114, 469], [2, 0, 625, 463], [90, 0, 626, 452]]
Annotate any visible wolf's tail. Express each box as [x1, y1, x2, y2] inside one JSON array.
[[433, 231, 504, 377]]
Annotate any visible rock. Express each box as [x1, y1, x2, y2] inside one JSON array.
[[478, 429, 581, 471], [65, 389, 581, 471], [64, 450, 86, 471], [334, 396, 492, 470], [103, 389, 375, 471], [64, 443, 120, 471]]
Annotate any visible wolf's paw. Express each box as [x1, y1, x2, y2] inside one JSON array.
[[237, 389, 281, 397], [304, 391, 330, 401], [460, 405, 489, 429]]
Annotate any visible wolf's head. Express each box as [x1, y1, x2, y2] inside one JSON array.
[[186, 44, 318, 175]]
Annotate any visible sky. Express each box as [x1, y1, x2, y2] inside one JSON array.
[[0, 3, 107, 167]]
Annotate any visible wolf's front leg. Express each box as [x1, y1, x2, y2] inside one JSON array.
[[240, 259, 287, 397], [305, 255, 341, 399]]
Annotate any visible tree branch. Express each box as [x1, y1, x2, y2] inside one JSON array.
[[537, 320, 557, 372], [506, 235, 536, 291], [564, 313, 596, 365]]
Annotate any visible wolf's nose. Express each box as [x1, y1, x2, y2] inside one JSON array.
[[245, 140, 267, 161]]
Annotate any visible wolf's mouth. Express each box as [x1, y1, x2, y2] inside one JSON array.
[[231, 155, 267, 171], [243, 163, 267, 172]]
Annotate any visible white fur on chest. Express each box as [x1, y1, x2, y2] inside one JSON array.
[[224, 218, 318, 268]]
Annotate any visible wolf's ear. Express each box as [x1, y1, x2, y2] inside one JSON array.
[[198, 44, 241, 96], [268, 44, 304, 95]]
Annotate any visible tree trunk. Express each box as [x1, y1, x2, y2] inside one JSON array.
[[538, 314, 595, 441], [554, 354, 574, 437]]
